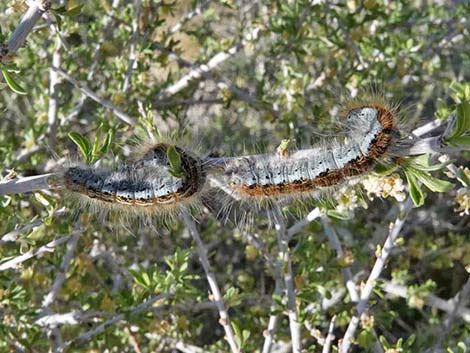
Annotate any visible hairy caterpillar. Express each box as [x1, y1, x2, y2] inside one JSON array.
[[219, 96, 406, 204], [60, 142, 207, 222]]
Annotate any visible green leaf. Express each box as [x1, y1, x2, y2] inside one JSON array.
[[404, 169, 424, 207], [100, 129, 114, 155], [1, 69, 27, 95], [167, 145, 183, 178], [409, 168, 454, 193], [52, 4, 84, 17], [447, 135, 470, 146], [326, 210, 352, 220], [68, 132, 92, 162], [61, 4, 84, 17], [407, 155, 454, 171], [374, 161, 399, 175], [448, 101, 470, 139]]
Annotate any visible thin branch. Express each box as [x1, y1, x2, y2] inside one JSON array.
[[321, 217, 359, 302], [272, 205, 302, 353], [0, 173, 56, 196], [156, 26, 261, 100], [287, 207, 321, 240], [339, 198, 413, 353], [5, 0, 50, 56], [390, 135, 470, 156], [167, 0, 212, 35], [41, 224, 81, 310], [1, 207, 67, 244], [46, 35, 62, 149], [66, 290, 174, 347], [262, 249, 283, 353], [0, 228, 82, 272], [381, 280, 470, 322], [322, 315, 337, 353], [122, 0, 142, 93], [181, 210, 241, 353], [51, 66, 136, 125]]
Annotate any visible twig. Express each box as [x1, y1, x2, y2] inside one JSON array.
[[0, 173, 56, 196], [412, 118, 444, 137], [0, 228, 82, 272], [122, 0, 142, 93], [181, 210, 241, 353], [339, 198, 413, 353], [6, 0, 50, 56], [390, 135, 470, 156], [64, 0, 122, 121], [46, 35, 62, 149], [156, 26, 261, 100], [271, 205, 302, 353], [322, 315, 337, 353], [66, 290, 174, 347], [433, 274, 470, 351], [167, 0, 212, 35], [41, 224, 81, 309], [321, 217, 359, 302], [381, 280, 470, 322], [51, 66, 136, 125], [287, 207, 321, 240], [261, 249, 283, 353], [1, 207, 67, 244]]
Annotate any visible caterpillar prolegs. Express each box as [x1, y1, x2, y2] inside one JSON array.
[[59, 97, 405, 224]]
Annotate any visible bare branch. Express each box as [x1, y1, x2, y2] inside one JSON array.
[[339, 198, 413, 353], [382, 280, 470, 322], [6, 0, 50, 55], [322, 315, 336, 353], [122, 0, 142, 93], [51, 66, 136, 125], [0, 173, 56, 196], [67, 290, 174, 347], [181, 210, 241, 353], [321, 217, 359, 302], [272, 205, 302, 353], [0, 228, 83, 272]]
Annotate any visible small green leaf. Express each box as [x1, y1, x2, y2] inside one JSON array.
[[405, 170, 424, 207], [1, 69, 27, 95], [167, 145, 183, 178], [447, 135, 470, 146], [407, 155, 454, 171], [448, 101, 470, 138], [91, 124, 103, 161], [409, 168, 454, 193], [52, 4, 84, 17], [326, 210, 352, 220], [68, 132, 92, 162], [61, 4, 84, 17], [100, 129, 114, 155], [374, 161, 399, 175]]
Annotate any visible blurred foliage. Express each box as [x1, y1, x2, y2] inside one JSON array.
[[0, 0, 470, 352]]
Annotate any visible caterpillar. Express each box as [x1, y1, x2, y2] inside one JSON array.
[[219, 96, 406, 203], [57, 95, 409, 227], [60, 142, 207, 222]]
